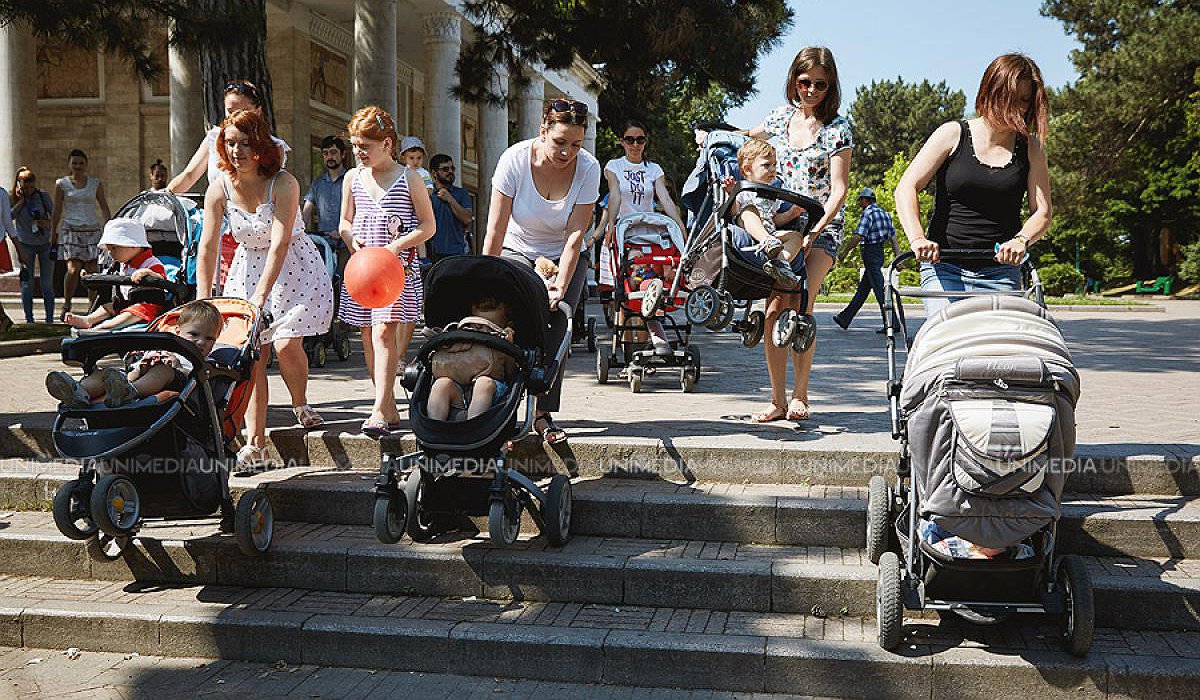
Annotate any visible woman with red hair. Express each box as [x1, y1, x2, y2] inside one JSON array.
[[895, 53, 1052, 315], [198, 109, 333, 468]]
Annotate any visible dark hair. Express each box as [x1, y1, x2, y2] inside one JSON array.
[[542, 98, 589, 128], [784, 46, 842, 124], [216, 109, 282, 177], [177, 300, 224, 335], [319, 135, 346, 152], [68, 149, 88, 162], [223, 79, 262, 106], [622, 120, 648, 136], [429, 153, 453, 171], [148, 159, 167, 173], [976, 53, 1049, 139]]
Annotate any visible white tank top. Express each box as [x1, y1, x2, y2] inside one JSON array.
[[57, 176, 101, 228]]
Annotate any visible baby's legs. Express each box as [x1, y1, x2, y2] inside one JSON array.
[[775, 230, 806, 263], [427, 377, 462, 421], [466, 376, 497, 420], [64, 304, 115, 329], [127, 364, 177, 398], [93, 311, 143, 331]]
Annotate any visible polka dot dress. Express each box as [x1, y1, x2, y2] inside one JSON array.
[[221, 173, 334, 345]]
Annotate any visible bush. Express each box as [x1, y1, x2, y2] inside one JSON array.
[[823, 264, 860, 293], [1039, 262, 1085, 296], [1179, 241, 1200, 286]]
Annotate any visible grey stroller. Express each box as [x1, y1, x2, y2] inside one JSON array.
[[867, 250, 1093, 656]]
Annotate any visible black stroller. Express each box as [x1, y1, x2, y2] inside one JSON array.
[[50, 297, 274, 560], [674, 130, 824, 351], [301, 234, 353, 367], [374, 255, 574, 547], [867, 250, 1093, 656]]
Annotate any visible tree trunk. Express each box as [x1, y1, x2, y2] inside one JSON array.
[[194, 0, 275, 130]]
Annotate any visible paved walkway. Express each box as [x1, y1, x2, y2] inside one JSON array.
[[1, 300, 1197, 454]]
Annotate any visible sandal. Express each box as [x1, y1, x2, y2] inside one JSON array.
[[787, 399, 811, 421], [534, 414, 568, 445], [293, 404, 325, 430], [362, 417, 400, 439], [235, 445, 272, 473], [752, 405, 787, 423]]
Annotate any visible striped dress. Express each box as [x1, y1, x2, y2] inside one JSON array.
[[338, 167, 423, 327]]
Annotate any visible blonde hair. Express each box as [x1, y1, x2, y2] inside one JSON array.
[[737, 138, 776, 176], [347, 106, 399, 160], [177, 300, 224, 336]]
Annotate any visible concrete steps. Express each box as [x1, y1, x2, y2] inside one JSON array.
[[1, 574, 1198, 698], [0, 512, 1197, 632]]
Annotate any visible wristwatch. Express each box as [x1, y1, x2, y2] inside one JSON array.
[[1013, 233, 1031, 246]]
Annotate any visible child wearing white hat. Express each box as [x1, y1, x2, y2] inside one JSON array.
[[63, 218, 168, 330]]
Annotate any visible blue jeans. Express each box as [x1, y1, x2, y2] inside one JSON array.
[[837, 241, 887, 324], [919, 261, 1021, 315], [16, 241, 55, 322]]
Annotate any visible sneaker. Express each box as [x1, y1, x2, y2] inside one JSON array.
[[832, 313, 850, 330], [754, 237, 784, 259], [762, 259, 799, 288], [650, 334, 672, 356], [45, 371, 90, 409], [99, 367, 140, 407]]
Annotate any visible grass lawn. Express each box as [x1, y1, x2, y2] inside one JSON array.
[[0, 323, 71, 342]]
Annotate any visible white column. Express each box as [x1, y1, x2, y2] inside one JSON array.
[[353, 0, 398, 117], [477, 65, 510, 251], [516, 74, 544, 141], [168, 22, 205, 179], [583, 112, 598, 158], [0, 22, 36, 185], [423, 12, 462, 164]]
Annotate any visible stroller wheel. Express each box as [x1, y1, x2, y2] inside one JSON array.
[[685, 346, 701, 383], [311, 343, 327, 368], [586, 317, 597, 353], [90, 475, 141, 537], [629, 369, 643, 394], [876, 551, 904, 650], [684, 285, 718, 326], [641, 278, 664, 317], [489, 491, 522, 546], [1058, 555, 1095, 657], [791, 313, 817, 353], [86, 533, 131, 562], [680, 367, 697, 393], [773, 309, 800, 348], [53, 478, 97, 541], [234, 490, 274, 556], [707, 293, 735, 331], [542, 474, 573, 547], [335, 331, 352, 361], [405, 471, 439, 543], [866, 475, 890, 565], [596, 346, 611, 384], [741, 310, 765, 348], [373, 490, 408, 544]]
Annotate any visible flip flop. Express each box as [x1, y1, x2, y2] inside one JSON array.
[[534, 414, 568, 445], [752, 406, 787, 423], [362, 417, 399, 439], [787, 399, 811, 421]]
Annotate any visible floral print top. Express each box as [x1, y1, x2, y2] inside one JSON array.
[[761, 105, 854, 223]]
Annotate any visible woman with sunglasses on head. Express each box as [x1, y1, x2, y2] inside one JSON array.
[[743, 46, 853, 423], [895, 53, 1051, 316], [602, 120, 687, 356], [484, 98, 601, 445], [197, 109, 333, 467]]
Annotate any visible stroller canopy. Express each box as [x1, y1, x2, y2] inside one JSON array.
[[680, 130, 748, 216], [614, 212, 686, 253], [423, 255, 552, 354]]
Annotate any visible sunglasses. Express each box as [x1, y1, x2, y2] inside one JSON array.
[[622, 135, 647, 145], [224, 81, 260, 99], [797, 78, 829, 92], [547, 99, 588, 119]]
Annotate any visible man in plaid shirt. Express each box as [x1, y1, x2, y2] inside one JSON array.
[[834, 188, 901, 332]]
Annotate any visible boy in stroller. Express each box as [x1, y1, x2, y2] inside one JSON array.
[[47, 300, 223, 408], [427, 296, 517, 421], [724, 139, 806, 288], [63, 218, 168, 331]]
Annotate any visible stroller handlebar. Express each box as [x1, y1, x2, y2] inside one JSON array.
[[717, 182, 826, 232], [83, 273, 182, 292], [888, 249, 1035, 274]]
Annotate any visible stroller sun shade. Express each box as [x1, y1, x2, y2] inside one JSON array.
[[423, 255, 553, 355]]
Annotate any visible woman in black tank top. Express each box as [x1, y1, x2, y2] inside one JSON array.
[[894, 53, 1052, 314]]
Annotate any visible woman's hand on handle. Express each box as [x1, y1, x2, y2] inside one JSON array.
[[995, 237, 1027, 266], [910, 237, 940, 263]]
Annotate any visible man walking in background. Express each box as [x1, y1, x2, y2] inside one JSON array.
[[834, 188, 900, 332]]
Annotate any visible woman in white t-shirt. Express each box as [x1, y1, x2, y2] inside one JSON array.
[[602, 120, 685, 354], [484, 98, 601, 445]]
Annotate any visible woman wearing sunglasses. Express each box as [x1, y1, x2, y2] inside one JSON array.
[[601, 120, 687, 355], [484, 98, 601, 445], [743, 46, 853, 423]]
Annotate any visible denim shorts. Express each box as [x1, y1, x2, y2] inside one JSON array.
[[808, 221, 844, 260]]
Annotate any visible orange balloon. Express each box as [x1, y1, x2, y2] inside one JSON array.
[[344, 247, 406, 308]]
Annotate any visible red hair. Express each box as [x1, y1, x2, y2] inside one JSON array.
[[975, 53, 1049, 139], [216, 109, 281, 177], [347, 106, 398, 160]]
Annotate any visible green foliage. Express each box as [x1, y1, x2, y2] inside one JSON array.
[[1180, 241, 1200, 285], [848, 78, 965, 185], [1039, 262, 1086, 296], [823, 265, 861, 294]]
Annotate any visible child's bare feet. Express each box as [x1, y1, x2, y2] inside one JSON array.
[[63, 313, 91, 329]]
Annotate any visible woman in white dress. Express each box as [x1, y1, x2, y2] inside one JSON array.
[[197, 110, 333, 468]]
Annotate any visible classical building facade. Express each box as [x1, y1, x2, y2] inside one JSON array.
[[0, 0, 601, 249]]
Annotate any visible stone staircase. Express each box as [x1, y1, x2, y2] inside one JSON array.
[[1, 452, 1198, 697]]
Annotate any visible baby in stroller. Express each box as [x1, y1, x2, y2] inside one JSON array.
[[47, 299, 223, 408], [63, 218, 169, 331], [427, 296, 517, 421]]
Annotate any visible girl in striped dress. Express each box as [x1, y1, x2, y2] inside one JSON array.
[[338, 107, 435, 437]]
